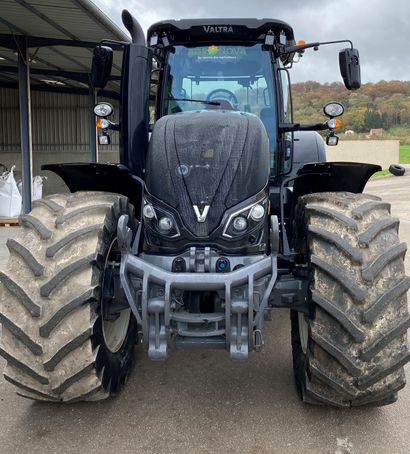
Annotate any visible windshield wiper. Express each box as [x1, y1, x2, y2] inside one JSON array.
[[167, 97, 220, 106]]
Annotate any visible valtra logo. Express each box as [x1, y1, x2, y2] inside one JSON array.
[[203, 25, 234, 33]]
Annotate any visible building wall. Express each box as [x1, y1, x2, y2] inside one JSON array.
[[0, 87, 120, 195], [326, 140, 399, 169]]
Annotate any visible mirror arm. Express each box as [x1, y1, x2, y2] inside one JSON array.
[[109, 122, 120, 131], [299, 123, 329, 131], [278, 122, 329, 133], [278, 123, 299, 132], [279, 39, 353, 56], [100, 39, 127, 50], [320, 39, 353, 49], [279, 42, 320, 56]]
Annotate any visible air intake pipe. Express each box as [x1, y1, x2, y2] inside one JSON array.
[[119, 10, 151, 176], [121, 9, 145, 45]]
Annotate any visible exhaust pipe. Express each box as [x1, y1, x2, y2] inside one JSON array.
[[121, 9, 145, 45]]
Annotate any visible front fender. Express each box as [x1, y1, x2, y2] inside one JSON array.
[[292, 161, 381, 200], [42, 163, 144, 214]]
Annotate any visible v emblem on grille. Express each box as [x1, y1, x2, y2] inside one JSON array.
[[193, 205, 210, 223]]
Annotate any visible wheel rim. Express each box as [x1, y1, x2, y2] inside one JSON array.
[[102, 309, 131, 353], [298, 312, 309, 355], [101, 238, 131, 354]]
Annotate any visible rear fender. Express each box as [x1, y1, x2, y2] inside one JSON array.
[[42, 163, 144, 215]]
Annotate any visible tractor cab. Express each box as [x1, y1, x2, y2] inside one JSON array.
[[147, 19, 295, 176], [90, 17, 360, 181], [160, 42, 278, 172]]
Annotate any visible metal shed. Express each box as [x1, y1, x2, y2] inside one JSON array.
[[0, 0, 129, 212]]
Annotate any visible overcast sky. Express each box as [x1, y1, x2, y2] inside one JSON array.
[[92, 0, 409, 84]]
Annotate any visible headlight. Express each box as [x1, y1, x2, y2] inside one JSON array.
[[158, 216, 174, 233], [233, 216, 248, 232], [143, 204, 156, 219], [94, 102, 113, 117], [143, 200, 181, 238], [323, 102, 344, 118], [250, 204, 265, 221], [223, 198, 268, 239]]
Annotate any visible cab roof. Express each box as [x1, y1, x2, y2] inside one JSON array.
[[147, 18, 294, 44]]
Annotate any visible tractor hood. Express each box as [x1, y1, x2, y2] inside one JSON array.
[[145, 111, 269, 237]]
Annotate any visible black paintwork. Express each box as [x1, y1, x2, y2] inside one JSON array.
[[147, 18, 294, 43], [339, 48, 361, 90], [122, 10, 145, 45], [119, 44, 153, 176], [42, 163, 143, 214], [290, 131, 326, 177], [145, 111, 270, 237], [292, 161, 381, 200]]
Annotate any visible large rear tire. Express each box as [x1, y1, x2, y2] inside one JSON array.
[[292, 192, 410, 407], [0, 191, 137, 402]]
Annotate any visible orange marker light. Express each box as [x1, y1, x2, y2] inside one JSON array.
[[297, 40, 306, 45], [96, 118, 110, 129], [335, 119, 342, 129]]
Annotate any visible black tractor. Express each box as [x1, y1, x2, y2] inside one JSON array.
[[0, 11, 408, 406]]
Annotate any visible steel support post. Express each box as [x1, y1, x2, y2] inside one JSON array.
[[89, 86, 98, 162], [17, 40, 33, 214]]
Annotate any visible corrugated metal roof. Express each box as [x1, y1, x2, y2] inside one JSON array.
[[0, 0, 130, 93]]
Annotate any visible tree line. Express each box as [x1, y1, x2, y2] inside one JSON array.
[[292, 80, 410, 133]]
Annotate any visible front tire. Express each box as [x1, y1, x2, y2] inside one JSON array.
[[0, 191, 137, 402], [292, 192, 410, 407]]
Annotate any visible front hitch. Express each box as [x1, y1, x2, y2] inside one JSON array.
[[116, 216, 277, 361]]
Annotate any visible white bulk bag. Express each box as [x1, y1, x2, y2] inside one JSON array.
[[0, 166, 22, 217], [33, 176, 45, 200], [18, 175, 46, 201]]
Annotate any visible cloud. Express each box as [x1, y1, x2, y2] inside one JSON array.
[[92, 0, 410, 82]]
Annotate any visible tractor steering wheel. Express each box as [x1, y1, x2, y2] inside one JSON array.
[[206, 89, 238, 108]]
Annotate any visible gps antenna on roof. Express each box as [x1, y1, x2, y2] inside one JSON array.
[[121, 9, 145, 45]]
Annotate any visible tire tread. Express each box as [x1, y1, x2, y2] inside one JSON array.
[[292, 191, 409, 407]]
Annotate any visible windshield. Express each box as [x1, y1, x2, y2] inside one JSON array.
[[165, 44, 274, 115], [164, 43, 277, 169]]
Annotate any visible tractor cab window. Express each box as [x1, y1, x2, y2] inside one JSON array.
[[149, 58, 160, 126], [164, 43, 277, 170], [278, 66, 293, 174]]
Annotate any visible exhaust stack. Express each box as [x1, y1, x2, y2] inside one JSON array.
[[121, 9, 145, 45]]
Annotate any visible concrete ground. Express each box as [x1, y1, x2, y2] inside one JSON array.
[[0, 173, 409, 454]]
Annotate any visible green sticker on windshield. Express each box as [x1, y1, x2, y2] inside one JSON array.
[[208, 45, 219, 55], [188, 46, 247, 61]]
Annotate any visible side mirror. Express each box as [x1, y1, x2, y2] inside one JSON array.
[[91, 46, 113, 89], [339, 48, 361, 90]]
